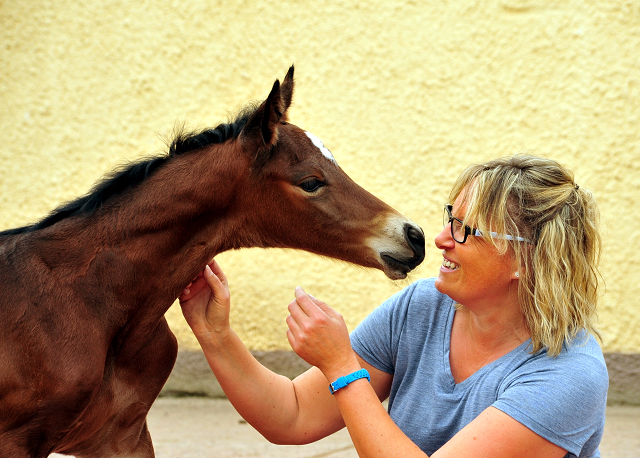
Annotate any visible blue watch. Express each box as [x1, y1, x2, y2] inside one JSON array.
[[329, 368, 371, 394]]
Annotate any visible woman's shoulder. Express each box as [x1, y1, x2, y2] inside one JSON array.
[[355, 278, 453, 337], [351, 278, 454, 374], [386, 278, 455, 331], [565, 332, 606, 358], [560, 333, 608, 382], [509, 333, 608, 392], [495, 335, 608, 457]]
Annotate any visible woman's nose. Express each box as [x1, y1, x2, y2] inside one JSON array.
[[435, 224, 455, 250]]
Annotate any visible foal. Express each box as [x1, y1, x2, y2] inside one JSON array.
[[0, 66, 425, 457]]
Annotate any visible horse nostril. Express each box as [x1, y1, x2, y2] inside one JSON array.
[[405, 224, 426, 259]]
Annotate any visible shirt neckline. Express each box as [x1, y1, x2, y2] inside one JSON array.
[[443, 303, 532, 390]]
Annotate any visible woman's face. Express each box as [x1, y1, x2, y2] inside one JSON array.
[[434, 191, 519, 309]]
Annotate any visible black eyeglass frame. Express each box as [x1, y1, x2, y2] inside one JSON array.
[[444, 204, 477, 244], [443, 205, 532, 244]]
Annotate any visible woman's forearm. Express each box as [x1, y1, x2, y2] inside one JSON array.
[[180, 262, 344, 444], [197, 329, 303, 442], [331, 378, 428, 458], [286, 287, 426, 457]]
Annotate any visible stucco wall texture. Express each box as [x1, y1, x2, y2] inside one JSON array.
[[1, 1, 639, 399]]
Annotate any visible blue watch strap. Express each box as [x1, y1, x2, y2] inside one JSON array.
[[329, 368, 370, 394]]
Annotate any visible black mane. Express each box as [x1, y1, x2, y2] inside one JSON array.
[[0, 104, 258, 236]]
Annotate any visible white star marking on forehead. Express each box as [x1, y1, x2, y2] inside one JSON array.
[[305, 131, 337, 164]]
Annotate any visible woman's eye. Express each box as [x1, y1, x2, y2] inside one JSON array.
[[299, 178, 324, 193]]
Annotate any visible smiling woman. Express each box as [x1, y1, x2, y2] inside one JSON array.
[[444, 154, 602, 357]]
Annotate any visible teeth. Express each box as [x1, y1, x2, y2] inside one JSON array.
[[442, 259, 459, 270]]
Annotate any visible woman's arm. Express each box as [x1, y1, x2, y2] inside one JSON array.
[[433, 407, 567, 458], [287, 287, 568, 458], [179, 260, 392, 444]]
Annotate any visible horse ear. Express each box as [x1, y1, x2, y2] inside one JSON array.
[[279, 65, 294, 122], [240, 69, 294, 168]]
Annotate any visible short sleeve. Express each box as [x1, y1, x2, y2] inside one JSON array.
[[493, 340, 608, 457], [350, 282, 421, 374]]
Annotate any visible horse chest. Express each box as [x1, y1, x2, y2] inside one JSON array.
[[54, 319, 178, 455]]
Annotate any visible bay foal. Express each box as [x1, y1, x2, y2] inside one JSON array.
[[0, 66, 424, 457]]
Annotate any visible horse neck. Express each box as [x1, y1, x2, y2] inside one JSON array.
[[120, 146, 254, 275], [40, 145, 252, 325]]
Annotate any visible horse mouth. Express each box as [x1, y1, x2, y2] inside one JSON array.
[[381, 254, 420, 280]]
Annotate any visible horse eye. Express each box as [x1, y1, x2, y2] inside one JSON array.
[[299, 178, 324, 193]]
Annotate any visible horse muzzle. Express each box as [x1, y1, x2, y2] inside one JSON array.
[[374, 220, 426, 280]]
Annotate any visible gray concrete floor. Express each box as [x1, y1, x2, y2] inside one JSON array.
[[52, 398, 639, 457]]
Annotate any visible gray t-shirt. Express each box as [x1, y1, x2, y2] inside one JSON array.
[[350, 278, 608, 458]]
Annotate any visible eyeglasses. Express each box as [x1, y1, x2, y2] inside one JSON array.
[[443, 205, 532, 244]]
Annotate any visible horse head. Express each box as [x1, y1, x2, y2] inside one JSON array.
[[233, 66, 425, 279]]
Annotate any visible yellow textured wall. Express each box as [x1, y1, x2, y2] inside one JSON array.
[[1, 1, 639, 354]]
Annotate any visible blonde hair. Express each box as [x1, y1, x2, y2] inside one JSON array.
[[449, 154, 602, 356]]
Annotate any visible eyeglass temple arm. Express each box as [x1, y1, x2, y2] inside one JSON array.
[[474, 229, 532, 243]]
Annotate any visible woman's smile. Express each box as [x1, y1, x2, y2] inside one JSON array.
[[441, 256, 459, 271]]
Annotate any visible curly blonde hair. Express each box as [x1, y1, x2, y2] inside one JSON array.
[[449, 154, 602, 356]]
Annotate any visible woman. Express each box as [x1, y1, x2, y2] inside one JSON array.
[[180, 154, 608, 458]]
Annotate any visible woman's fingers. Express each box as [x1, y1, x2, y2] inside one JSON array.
[[179, 275, 207, 302], [293, 287, 313, 315], [180, 259, 232, 337], [306, 292, 337, 318], [287, 287, 340, 345], [209, 259, 228, 285], [293, 286, 333, 318], [203, 264, 230, 305], [285, 287, 355, 375]]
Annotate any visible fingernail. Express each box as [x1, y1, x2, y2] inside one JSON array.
[[295, 286, 304, 296], [205, 265, 214, 276]]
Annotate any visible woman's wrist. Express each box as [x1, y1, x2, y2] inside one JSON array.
[[196, 326, 235, 352], [322, 353, 362, 383]]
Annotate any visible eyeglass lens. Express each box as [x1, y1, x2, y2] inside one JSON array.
[[444, 206, 467, 243]]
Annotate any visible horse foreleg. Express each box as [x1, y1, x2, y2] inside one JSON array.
[[58, 399, 156, 458], [62, 318, 177, 458]]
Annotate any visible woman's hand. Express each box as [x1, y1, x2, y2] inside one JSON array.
[[286, 287, 360, 381], [179, 259, 231, 341]]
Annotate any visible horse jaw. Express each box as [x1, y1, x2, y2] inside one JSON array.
[[366, 214, 426, 280]]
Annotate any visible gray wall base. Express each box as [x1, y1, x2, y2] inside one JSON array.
[[161, 350, 640, 405]]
